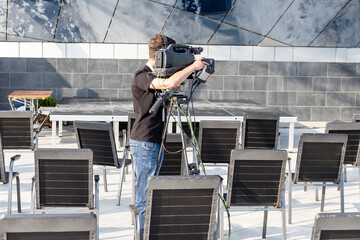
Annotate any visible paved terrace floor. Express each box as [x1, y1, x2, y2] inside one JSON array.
[[1, 123, 359, 240]]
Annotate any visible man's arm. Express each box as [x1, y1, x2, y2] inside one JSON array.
[[149, 57, 207, 90]]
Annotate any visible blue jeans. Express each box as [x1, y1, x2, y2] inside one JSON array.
[[130, 139, 164, 230]]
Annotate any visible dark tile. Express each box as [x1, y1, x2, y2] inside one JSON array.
[[57, 59, 87, 73], [282, 107, 311, 121], [56, 88, 88, 100], [0, 73, 10, 88], [312, 77, 341, 91], [254, 77, 282, 90], [269, 62, 297, 76], [267, 92, 296, 106], [0, 58, 26, 73], [341, 78, 360, 92], [42, 73, 72, 88], [213, 61, 238, 76], [297, 92, 326, 106], [26, 58, 57, 73], [117, 90, 132, 99], [88, 59, 118, 73], [88, 89, 117, 98], [0, 103, 10, 110], [10, 73, 41, 89], [327, 92, 355, 106], [104, 74, 132, 89], [283, 77, 312, 91], [0, 88, 16, 103], [298, 62, 327, 76], [73, 74, 102, 88], [237, 91, 266, 105], [118, 59, 147, 74], [208, 91, 237, 101], [311, 107, 341, 121], [239, 61, 268, 76], [224, 76, 252, 90], [328, 63, 356, 77], [341, 108, 360, 121]]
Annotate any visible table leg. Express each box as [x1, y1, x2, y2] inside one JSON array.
[[113, 121, 120, 148], [288, 122, 294, 152], [59, 121, 63, 137], [52, 120, 57, 146]]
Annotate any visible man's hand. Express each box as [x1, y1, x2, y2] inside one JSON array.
[[192, 57, 209, 71]]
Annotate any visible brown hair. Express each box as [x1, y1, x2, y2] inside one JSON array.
[[148, 34, 176, 59]]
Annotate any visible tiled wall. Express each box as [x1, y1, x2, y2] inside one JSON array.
[[0, 57, 359, 121]]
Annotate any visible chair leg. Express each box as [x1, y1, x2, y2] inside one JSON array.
[[16, 176, 21, 213], [358, 166, 360, 199], [262, 206, 268, 238], [315, 186, 319, 201], [116, 165, 126, 206], [281, 188, 287, 240], [344, 165, 347, 182], [103, 167, 108, 192], [304, 182, 307, 192], [320, 184, 326, 212], [340, 168, 344, 213], [288, 177, 292, 224]]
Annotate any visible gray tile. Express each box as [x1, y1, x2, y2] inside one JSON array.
[[88, 59, 118, 73], [224, 0, 293, 35], [283, 77, 312, 91], [327, 92, 355, 106], [267, 92, 296, 106], [73, 74, 102, 88], [57, 59, 87, 73], [328, 63, 357, 77], [88, 89, 117, 98], [0, 58, 26, 73], [269, 62, 297, 76], [356, 93, 360, 106], [118, 59, 147, 74], [239, 61, 268, 76], [357, 63, 360, 77], [224, 76, 252, 90], [26, 58, 57, 73], [0, 1, 5, 34], [117, 90, 132, 99], [42, 73, 72, 88], [10, 73, 41, 89], [208, 91, 237, 101], [213, 61, 238, 76], [268, 0, 348, 46], [341, 108, 360, 121], [342, 78, 360, 92], [254, 77, 283, 90], [312, 77, 341, 91], [104, 74, 133, 89], [56, 88, 88, 100], [311, 107, 341, 121], [282, 107, 311, 121], [191, 90, 208, 100], [198, 76, 223, 91], [311, 0, 360, 47], [0, 73, 9, 88], [298, 62, 327, 76], [297, 92, 326, 106], [237, 91, 266, 105]]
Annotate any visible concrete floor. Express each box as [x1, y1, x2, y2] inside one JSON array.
[[1, 123, 359, 240]]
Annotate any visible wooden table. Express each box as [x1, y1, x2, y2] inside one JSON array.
[[8, 90, 53, 112]]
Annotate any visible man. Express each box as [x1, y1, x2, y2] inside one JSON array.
[[130, 33, 207, 232]]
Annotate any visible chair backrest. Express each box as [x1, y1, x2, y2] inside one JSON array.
[[34, 148, 93, 209], [0, 111, 33, 149], [0, 213, 97, 240], [0, 133, 5, 183], [198, 120, 240, 164], [175, 121, 200, 141], [126, 112, 135, 146], [144, 175, 220, 240], [294, 133, 347, 184], [227, 149, 287, 208], [353, 114, 360, 122], [312, 213, 360, 240], [241, 112, 280, 149], [159, 133, 184, 176], [326, 122, 360, 166], [74, 121, 119, 168]]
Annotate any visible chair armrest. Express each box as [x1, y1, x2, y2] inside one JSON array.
[[129, 204, 140, 216]]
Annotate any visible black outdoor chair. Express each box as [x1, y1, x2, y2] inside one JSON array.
[[241, 112, 280, 150], [74, 121, 131, 206], [311, 212, 360, 240], [159, 133, 186, 176], [129, 175, 221, 240], [288, 133, 347, 224], [0, 213, 97, 240], [198, 120, 241, 165], [226, 149, 287, 240], [31, 148, 100, 239]]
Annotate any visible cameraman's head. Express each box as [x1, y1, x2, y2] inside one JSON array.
[[149, 34, 176, 59]]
